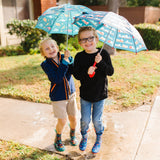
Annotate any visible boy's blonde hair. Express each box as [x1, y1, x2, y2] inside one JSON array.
[[78, 26, 98, 42], [39, 37, 59, 57]]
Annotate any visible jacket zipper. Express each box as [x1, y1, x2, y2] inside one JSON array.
[[63, 77, 69, 99]]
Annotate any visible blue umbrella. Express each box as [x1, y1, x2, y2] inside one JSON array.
[[73, 11, 147, 78], [35, 3, 92, 48], [73, 11, 147, 53]]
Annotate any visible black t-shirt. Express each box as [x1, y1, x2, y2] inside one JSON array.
[[73, 48, 114, 102]]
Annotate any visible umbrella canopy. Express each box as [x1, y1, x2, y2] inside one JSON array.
[[73, 11, 147, 53], [35, 3, 92, 36]]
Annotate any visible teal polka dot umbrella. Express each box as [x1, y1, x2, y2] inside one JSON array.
[[35, 3, 92, 48]]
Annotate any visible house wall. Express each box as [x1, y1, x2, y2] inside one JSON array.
[[0, 0, 57, 46], [33, 0, 56, 20], [144, 6, 160, 24], [2, 0, 30, 27], [0, 0, 6, 46], [40, 0, 56, 13], [0, 0, 30, 46], [33, 0, 41, 19]]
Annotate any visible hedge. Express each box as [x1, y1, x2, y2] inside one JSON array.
[[135, 23, 160, 50]]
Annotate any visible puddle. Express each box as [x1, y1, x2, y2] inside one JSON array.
[[51, 114, 123, 160], [43, 110, 131, 160]]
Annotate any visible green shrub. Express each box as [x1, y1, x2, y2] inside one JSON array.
[[52, 35, 81, 51], [50, 34, 67, 45], [29, 48, 40, 55], [59, 35, 103, 53], [0, 45, 25, 57], [59, 36, 82, 52], [156, 21, 160, 25], [135, 23, 160, 50], [59, 42, 77, 53], [67, 43, 77, 52], [127, 0, 160, 7], [59, 43, 66, 51], [97, 41, 103, 48], [7, 19, 48, 53], [68, 35, 82, 50]]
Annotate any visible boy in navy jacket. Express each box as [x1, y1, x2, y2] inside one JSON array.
[[40, 38, 78, 152]]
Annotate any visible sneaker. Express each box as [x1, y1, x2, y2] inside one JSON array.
[[79, 134, 88, 151]]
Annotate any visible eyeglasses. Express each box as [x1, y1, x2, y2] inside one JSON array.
[[80, 36, 95, 43]]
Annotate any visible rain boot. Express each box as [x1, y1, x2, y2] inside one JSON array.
[[70, 129, 78, 146], [92, 134, 102, 154], [79, 133, 88, 151], [54, 133, 65, 152]]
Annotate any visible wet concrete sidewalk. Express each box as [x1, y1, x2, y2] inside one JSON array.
[[0, 96, 160, 160]]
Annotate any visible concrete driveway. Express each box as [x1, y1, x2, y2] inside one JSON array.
[[0, 96, 160, 160]]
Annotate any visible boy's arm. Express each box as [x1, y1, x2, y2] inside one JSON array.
[[73, 54, 89, 80], [96, 50, 114, 76], [41, 61, 69, 84], [63, 49, 70, 63], [63, 56, 74, 74]]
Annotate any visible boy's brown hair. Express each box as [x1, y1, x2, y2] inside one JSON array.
[[39, 37, 59, 57], [78, 26, 98, 42]]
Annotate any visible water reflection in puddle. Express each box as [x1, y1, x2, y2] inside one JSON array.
[[47, 112, 127, 160]]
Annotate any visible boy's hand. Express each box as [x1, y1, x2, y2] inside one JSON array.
[[88, 66, 97, 75], [64, 49, 70, 58], [64, 49, 70, 62], [95, 53, 102, 63]]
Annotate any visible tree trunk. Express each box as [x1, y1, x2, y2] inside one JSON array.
[[107, 0, 120, 13], [68, 0, 77, 4], [58, 0, 76, 5], [104, 0, 120, 55], [120, 0, 127, 7]]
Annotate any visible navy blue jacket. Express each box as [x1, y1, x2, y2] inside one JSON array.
[[41, 52, 75, 101]]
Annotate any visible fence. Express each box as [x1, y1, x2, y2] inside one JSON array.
[[88, 6, 160, 24]]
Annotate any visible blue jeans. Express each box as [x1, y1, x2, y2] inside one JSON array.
[[80, 98, 105, 136]]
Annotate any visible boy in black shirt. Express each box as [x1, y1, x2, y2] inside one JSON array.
[[73, 26, 114, 153]]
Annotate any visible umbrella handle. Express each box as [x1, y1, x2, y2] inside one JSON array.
[[89, 62, 97, 78]]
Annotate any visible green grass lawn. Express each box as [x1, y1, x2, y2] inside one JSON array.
[[0, 140, 60, 160], [108, 50, 160, 110], [0, 51, 160, 111], [0, 50, 160, 159]]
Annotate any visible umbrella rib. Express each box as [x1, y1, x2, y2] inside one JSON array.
[[132, 36, 137, 53], [66, 11, 69, 49], [99, 26, 112, 54], [69, 10, 75, 36], [50, 11, 64, 33], [112, 28, 118, 49], [88, 19, 100, 28]]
